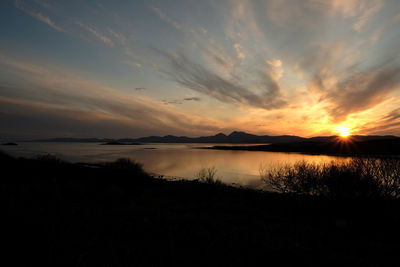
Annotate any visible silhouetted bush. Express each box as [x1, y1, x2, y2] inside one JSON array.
[[35, 154, 67, 165], [103, 158, 145, 174], [260, 158, 400, 198], [260, 161, 322, 195], [195, 166, 223, 185]]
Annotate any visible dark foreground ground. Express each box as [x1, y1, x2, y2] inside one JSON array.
[[2, 151, 400, 266]]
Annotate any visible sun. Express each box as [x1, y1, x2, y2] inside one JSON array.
[[336, 126, 350, 137]]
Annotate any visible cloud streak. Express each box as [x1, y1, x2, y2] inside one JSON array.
[[324, 66, 400, 121], [184, 97, 201, 101], [296, 39, 400, 122], [0, 56, 225, 138], [151, 6, 182, 31], [154, 50, 287, 110], [76, 22, 113, 45], [14, 0, 64, 32]]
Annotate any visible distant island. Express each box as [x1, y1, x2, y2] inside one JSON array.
[[29, 137, 114, 143], [30, 131, 399, 144], [2, 142, 18, 146], [101, 142, 142, 145]]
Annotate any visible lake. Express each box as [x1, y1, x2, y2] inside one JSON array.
[[1, 142, 348, 188]]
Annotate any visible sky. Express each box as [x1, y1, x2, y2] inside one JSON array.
[[0, 0, 400, 139]]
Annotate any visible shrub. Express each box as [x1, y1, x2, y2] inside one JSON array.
[[195, 166, 222, 185], [104, 158, 145, 174], [260, 161, 322, 195], [260, 158, 400, 198], [35, 154, 66, 165]]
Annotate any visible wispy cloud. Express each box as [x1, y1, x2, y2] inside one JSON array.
[[352, 0, 384, 31], [76, 22, 113, 45], [356, 106, 400, 135], [162, 97, 201, 105], [13, 0, 64, 32], [184, 97, 201, 101], [324, 66, 400, 121], [151, 6, 182, 30], [154, 50, 287, 110], [107, 28, 127, 46], [162, 99, 182, 105], [266, 59, 283, 80], [123, 60, 142, 68], [265, 0, 384, 32], [0, 56, 223, 137], [233, 43, 245, 59]]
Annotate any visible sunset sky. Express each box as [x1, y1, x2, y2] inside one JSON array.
[[1, 0, 400, 139]]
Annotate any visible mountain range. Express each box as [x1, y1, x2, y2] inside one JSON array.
[[31, 131, 399, 144]]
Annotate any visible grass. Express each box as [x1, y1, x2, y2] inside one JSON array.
[[3, 151, 400, 266]]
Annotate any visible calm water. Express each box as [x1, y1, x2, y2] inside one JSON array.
[[2, 142, 348, 188]]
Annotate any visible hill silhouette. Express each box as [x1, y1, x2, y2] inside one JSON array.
[[32, 131, 398, 144], [207, 136, 400, 155]]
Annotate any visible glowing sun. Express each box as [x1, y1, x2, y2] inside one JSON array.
[[336, 126, 351, 137]]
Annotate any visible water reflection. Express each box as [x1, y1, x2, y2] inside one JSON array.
[[2, 142, 348, 188]]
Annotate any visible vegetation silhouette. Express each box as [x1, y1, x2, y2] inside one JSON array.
[[3, 150, 400, 266], [195, 166, 223, 185], [260, 158, 400, 198]]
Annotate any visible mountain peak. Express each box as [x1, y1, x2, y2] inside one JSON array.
[[214, 133, 227, 137], [228, 131, 253, 137]]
